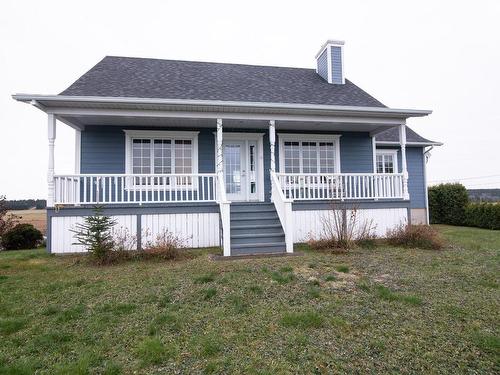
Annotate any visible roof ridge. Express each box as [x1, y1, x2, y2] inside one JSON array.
[[103, 55, 318, 72]]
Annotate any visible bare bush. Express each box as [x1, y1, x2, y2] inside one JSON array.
[[386, 224, 445, 250], [0, 196, 20, 238], [112, 227, 138, 252], [142, 230, 186, 260], [309, 201, 377, 251]]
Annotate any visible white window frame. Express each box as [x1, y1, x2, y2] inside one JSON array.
[[375, 149, 399, 174], [124, 130, 199, 187], [278, 133, 341, 174]]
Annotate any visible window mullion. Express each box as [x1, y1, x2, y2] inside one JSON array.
[[150, 139, 154, 174], [316, 142, 320, 174], [299, 142, 302, 173], [171, 138, 176, 174]]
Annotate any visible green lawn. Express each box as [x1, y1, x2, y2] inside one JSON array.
[[0, 225, 498, 374]]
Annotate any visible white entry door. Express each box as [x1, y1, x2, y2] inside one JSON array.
[[223, 140, 259, 201]]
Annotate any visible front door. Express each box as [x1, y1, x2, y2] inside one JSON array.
[[223, 140, 258, 201]]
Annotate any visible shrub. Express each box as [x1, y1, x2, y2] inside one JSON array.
[[309, 202, 377, 251], [428, 183, 469, 225], [465, 202, 500, 230], [386, 224, 445, 250], [142, 230, 185, 260], [0, 195, 19, 237], [1, 224, 43, 250], [71, 206, 117, 263]]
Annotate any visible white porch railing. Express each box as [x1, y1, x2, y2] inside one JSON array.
[[276, 173, 404, 200], [270, 171, 294, 253], [53, 173, 218, 205]]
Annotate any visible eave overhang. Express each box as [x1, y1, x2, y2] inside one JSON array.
[[12, 94, 432, 135], [13, 94, 431, 118]]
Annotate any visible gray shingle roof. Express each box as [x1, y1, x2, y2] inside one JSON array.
[[60, 56, 386, 107], [376, 126, 439, 145]]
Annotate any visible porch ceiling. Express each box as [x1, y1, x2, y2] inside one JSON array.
[[59, 114, 400, 134]]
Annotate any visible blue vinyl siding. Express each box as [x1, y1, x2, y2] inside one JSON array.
[[81, 126, 215, 174], [317, 49, 329, 82], [405, 148, 426, 209], [339, 132, 373, 172], [81, 126, 125, 173], [275, 131, 374, 174], [331, 46, 343, 84], [378, 145, 426, 208]]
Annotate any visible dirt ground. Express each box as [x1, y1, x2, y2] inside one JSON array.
[[8, 209, 47, 234]]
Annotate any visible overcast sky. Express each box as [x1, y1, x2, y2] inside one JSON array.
[[1, 0, 499, 199]]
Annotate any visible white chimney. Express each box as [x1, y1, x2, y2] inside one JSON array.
[[315, 40, 345, 84]]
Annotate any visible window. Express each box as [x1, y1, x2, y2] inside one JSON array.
[[131, 138, 191, 175], [375, 150, 398, 174], [125, 131, 199, 185], [281, 136, 339, 174]]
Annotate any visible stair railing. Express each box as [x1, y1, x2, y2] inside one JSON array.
[[271, 170, 294, 253]]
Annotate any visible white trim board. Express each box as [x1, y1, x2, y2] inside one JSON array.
[[74, 129, 81, 174], [376, 141, 443, 147]]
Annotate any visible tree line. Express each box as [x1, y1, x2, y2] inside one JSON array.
[[5, 199, 46, 210]]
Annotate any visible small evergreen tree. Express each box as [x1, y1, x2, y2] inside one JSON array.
[[72, 206, 116, 262]]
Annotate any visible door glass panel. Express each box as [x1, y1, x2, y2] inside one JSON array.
[[249, 144, 256, 194], [224, 144, 241, 194]]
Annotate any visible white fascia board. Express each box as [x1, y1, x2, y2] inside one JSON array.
[[375, 141, 444, 147], [12, 94, 433, 119]]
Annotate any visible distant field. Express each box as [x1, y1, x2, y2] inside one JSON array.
[[8, 209, 46, 234]]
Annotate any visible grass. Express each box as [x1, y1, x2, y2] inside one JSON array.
[[335, 265, 349, 273], [136, 338, 178, 366], [281, 311, 324, 328], [0, 225, 498, 373], [374, 285, 423, 305]]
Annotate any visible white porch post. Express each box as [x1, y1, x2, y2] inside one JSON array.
[[216, 118, 231, 256], [216, 119, 223, 176], [47, 114, 56, 207], [399, 124, 410, 200], [269, 120, 276, 201], [269, 120, 276, 173]]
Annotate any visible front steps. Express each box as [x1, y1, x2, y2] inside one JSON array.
[[230, 202, 286, 256]]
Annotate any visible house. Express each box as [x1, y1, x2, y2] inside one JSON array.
[[13, 40, 441, 256]]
